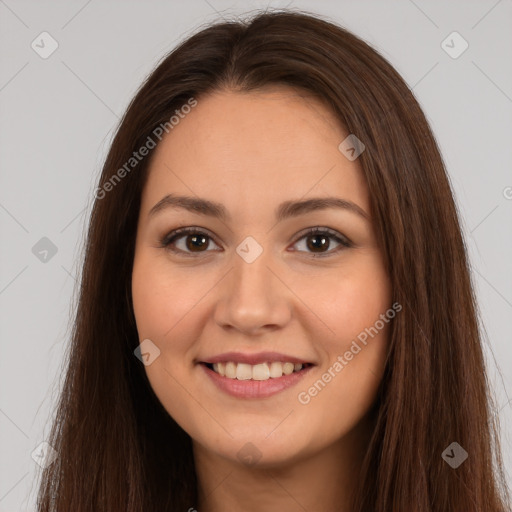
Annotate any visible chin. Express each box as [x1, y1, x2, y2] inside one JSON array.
[[204, 432, 311, 469]]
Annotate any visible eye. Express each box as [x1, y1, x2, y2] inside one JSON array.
[[159, 226, 352, 258], [160, 227, 220, 257], [290, 227, 352, 258]]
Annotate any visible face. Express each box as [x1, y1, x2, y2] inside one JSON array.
[[131, 87, 392, 468]]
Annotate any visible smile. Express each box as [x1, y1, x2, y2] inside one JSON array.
[[207, 361, 310, 380], [200, 362, 314, 399]]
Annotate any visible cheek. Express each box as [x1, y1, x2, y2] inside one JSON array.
[[131, 253, 206, 338], [330, 283, 390, 342], [296, 255, 391, 410], [131, 255, 202, 426], [131, 255, 201, 406], [301, 254, 391, 347]]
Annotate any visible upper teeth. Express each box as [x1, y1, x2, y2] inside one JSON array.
[[212, 361, 304, 380]]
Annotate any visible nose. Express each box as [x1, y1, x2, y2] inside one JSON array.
[[213, 245, 292, 336]]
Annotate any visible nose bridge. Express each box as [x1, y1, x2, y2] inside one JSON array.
[[213, 238, 291, 333], [233, 243, 272, 298]]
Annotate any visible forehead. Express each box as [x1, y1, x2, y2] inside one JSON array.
[[141, 87, 369, 218]]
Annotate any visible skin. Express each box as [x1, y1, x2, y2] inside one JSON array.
[[131, 86, 392, 512]]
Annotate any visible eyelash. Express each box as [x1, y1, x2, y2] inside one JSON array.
[[159, 226, 352, 259]]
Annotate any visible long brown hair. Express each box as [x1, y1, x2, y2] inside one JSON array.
[[36, 9, 510, 511]]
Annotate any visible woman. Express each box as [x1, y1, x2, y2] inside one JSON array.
[[36, 9, 510, 511]]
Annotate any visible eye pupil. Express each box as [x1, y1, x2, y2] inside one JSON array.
[[186, 234, 208, 251], [307, 234, 329, 252]]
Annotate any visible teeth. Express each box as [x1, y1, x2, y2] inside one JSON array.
[[225, 361, 237, 379], [252, 363, 270, 381], [236, 363, 253, 380], [269, 362, 283, 378], [212, 362, 225, 377], [282, 362, 294, 375], [210, 361, 305, 380]]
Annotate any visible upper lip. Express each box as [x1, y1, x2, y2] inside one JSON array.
[[199, 351, 314, 366]]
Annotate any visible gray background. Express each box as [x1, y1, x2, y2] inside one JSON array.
[[1, 0, 511, 509]]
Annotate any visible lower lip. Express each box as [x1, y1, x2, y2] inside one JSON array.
[[200, 363, 314, 399]]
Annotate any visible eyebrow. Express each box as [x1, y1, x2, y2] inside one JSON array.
[[148, 194, 370, 222]]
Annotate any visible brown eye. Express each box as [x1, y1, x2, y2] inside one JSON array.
[[305, 233, 330, 252], [291, 227, 351, 258], [183, 233, 209, 252], [161, 226, 351, 258], [161, 228, 220, 256]]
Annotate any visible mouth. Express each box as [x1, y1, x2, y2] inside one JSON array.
[[199, 360, 315, 399], [201, 361, 314, 381]]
